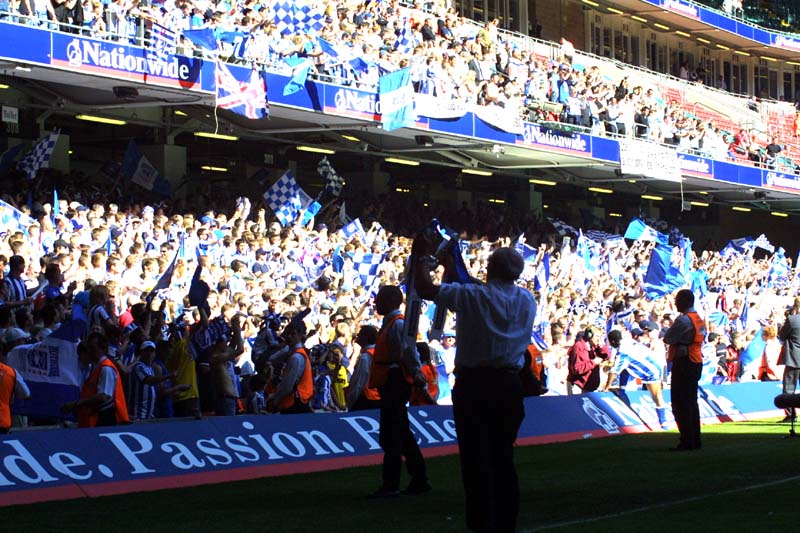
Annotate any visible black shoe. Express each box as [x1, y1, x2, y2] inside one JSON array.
[[782, 415, 796, 423], [669, 444, 701, 452], [366, 487, 401, 500], [402, 480, 432, 495]]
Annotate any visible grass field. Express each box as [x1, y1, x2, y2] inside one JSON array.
[[3, 419, 800, 532]]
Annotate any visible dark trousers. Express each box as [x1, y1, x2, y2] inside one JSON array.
[[377, 368, 427, 491], [351, 395, 381, 412], [782, 366, 800, 418], [280, 399, 312, 415], [96, 408, 118, 427], [173, 397, 200, 418], [453, 367, 525, 533], [671, 357, 702, 449]]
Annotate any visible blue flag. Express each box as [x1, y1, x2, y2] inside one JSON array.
[[643, 233, 691, 299], [121, 140, 171, 196], [624, 218, 659, 241], [53, 188, 60, 218], [534, 252, 550, 292], [183, 28, 218, 50], [378, 67, 414, 131], [317, 37, 339, 58], [283, 57, 312, 96], [514, 235, 536, 262], [739, 328, 766, 370]]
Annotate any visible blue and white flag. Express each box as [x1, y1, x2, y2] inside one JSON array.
[[318, 156, 344, 197], [121, 140, 171, 196], [317, 37, 340, 58], [150, 244, 180, 297], [53, 188, 60, 218], [17, 129, 60, 179], [299, 200, 322, 227], [0, 198, 34, 233], [623, 218, 659, 242], [354, 252, 385, 287], [721, 236, 754, 257], [338, 218, 366, 242], [394, 24, 415, 54], [217, 62, 269, 119], [514, 235, 536, 262], [753, 234, 775, 254], [768, 247, 790, 289], [585, 229, 625, 246], [739, 328, 765, 370], [534, 252, 550, 292], [151, 22, 177, 60], [8, 304, 87, 419], [577, 230, 596, 273], [273, 0, 324, 35], [643, 233, 691, 299], [263, 171, 315, 227], [283, 57, 312, 96], [378, 67, 414, 131], [183, 28, 218, 50], [546, 217, 577, 237]]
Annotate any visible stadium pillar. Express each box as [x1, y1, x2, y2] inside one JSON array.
[[49, 131, 70, 176], [141, 144, 186, 197]]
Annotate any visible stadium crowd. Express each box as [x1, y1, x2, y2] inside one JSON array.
[[1, 0, 797, 171], [0, 167, 797, 429]]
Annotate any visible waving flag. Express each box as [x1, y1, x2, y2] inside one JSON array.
[[151, 23, 177, 60], [338, 218, 366, 242], [721, 236, 754, 257], [121, 140, 171, 196], [643, 233, 691, 299], [273, 0, 324, 35], [318, 157, 345, 197], [546, 217, 577, 237], [753, 234, 775, 254], [395, 24, 415, 54], [183, 28, 218, 50], [149, 244, 180, 298], [8, 304, 87, 418], [17, 129, 60, 179], [283, 57, 312, 96], [0, 198, 35, 233], [534, 252, 550, 292], [768, 247, 790, 289], [624, 218, 659, 242], [378, 67, 414, 131], [739, 328, 766, 370], [217, 62, 269, 119], [317, 37, 340, 58], [354, 252, 385, 287], [577, 230, 596, 273], [514, 235, 536, 262], [263, 171, 316, 227]]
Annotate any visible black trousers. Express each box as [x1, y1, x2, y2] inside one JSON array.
[[671, 357, 702, 449], [782, 366, 800, 418], [377, 368, 427, 491], [453, 367, 525, 533]]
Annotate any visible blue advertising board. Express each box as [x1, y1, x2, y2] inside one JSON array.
[[0, 382, 784, 507]]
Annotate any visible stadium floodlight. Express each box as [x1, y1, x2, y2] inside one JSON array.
[[771, 211, 789, 218], [195, 132, 238, 141], [0, 84, 9, 89], [607, 7, 624, 14], [788, 61, 800, 66], [395, 187, 411, 193], [690, 201, 709, 207], [581, 0, 599, 6], [631, 15, 647, 22], [296, 145, 335, 155], [588, 187, 613, 194], [201, 166, 228, 172], [696, 37, 711, 44], [732, 206, 751, 212], [385, 157, 419, 166], [529, 179, 557, 186], [341, 134, 360, 142], [654, 23, 670, 30], [761, 56, 777, 62], [488, 198, 505, 204], [76, 114, 126, 126], [174, 110, 188, 116], [462, 168, 493, 176], [716, 44, 730, 50], [734, 50, 750, 56], [675, 31, 691, 37], [641, 194, 663, 201], [609, 212, 623, 217]]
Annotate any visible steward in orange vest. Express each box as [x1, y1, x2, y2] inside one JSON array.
[[410, 342, 439, 406], [345, 325, 381, 411], [63, 332, 130, 428], [0, 360, 30, 433], [267, 318, 313, 414]]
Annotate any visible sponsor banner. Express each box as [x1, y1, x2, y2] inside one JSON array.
[[50, 33, 212, 92], [323, 86, 380, 121], [677, 153, 713, 179], [772, 34, 800, 53], [620, 139, 681, 181], [0, 22, 53, 64], [414, 94, 469, 120], [660, 0, 699, 19], [516, 123, 592, 156], [763, 170, 800, 192], [473, 105, 524, 135]]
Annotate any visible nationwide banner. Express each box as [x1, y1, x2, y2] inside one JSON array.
[[378, 67, 414, 131], [619, 139, 681, 181], [0, 383, 783, 506]]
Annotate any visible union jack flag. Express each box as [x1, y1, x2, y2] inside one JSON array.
[[216, 62, 269, 119]]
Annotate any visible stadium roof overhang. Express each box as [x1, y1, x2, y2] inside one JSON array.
[[604, 0, 800, 60], [4, 65, 800, 215]]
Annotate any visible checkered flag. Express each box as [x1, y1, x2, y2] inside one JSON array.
[[151, 23, 177, 61], [753, 234, 775, 254], [263, 171, 314, 227], [546, 217, 577, 237], [273, 0, 324, 35], [395, 23, 415, 54], [17, 129, 60, 179], [354, 252, 385, 288], [318, 157, 344, 197]]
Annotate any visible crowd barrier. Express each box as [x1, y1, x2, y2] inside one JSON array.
[[0, 382, 783, 507]]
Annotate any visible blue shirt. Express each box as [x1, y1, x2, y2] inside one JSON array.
[[435, 280, 536, 370]]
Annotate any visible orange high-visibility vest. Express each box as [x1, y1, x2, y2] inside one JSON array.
[[0, 362, 17, 429], [78, 358, 130, 428], [362, 348, 381, 401], [369, 314, 405, 388], [410, 362, 438, 406], [276, 347, 313, 412], [667, 311, 705, 364]]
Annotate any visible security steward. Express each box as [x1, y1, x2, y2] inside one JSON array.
[[267, 317, 314, 414], [0, 350, 31, 434], [664, 289, 706, 451], [416, 247, 536, 533], [63, 332, 130, 428], [345, 325, 381, 411], [367, 285, 430, 499]]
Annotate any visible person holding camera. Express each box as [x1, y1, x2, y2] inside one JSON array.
[[415, 247, 535, 533], [778, 297, 800, 422]]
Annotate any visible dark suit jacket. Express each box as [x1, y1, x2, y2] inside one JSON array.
[[779, 313, 800, 368]]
